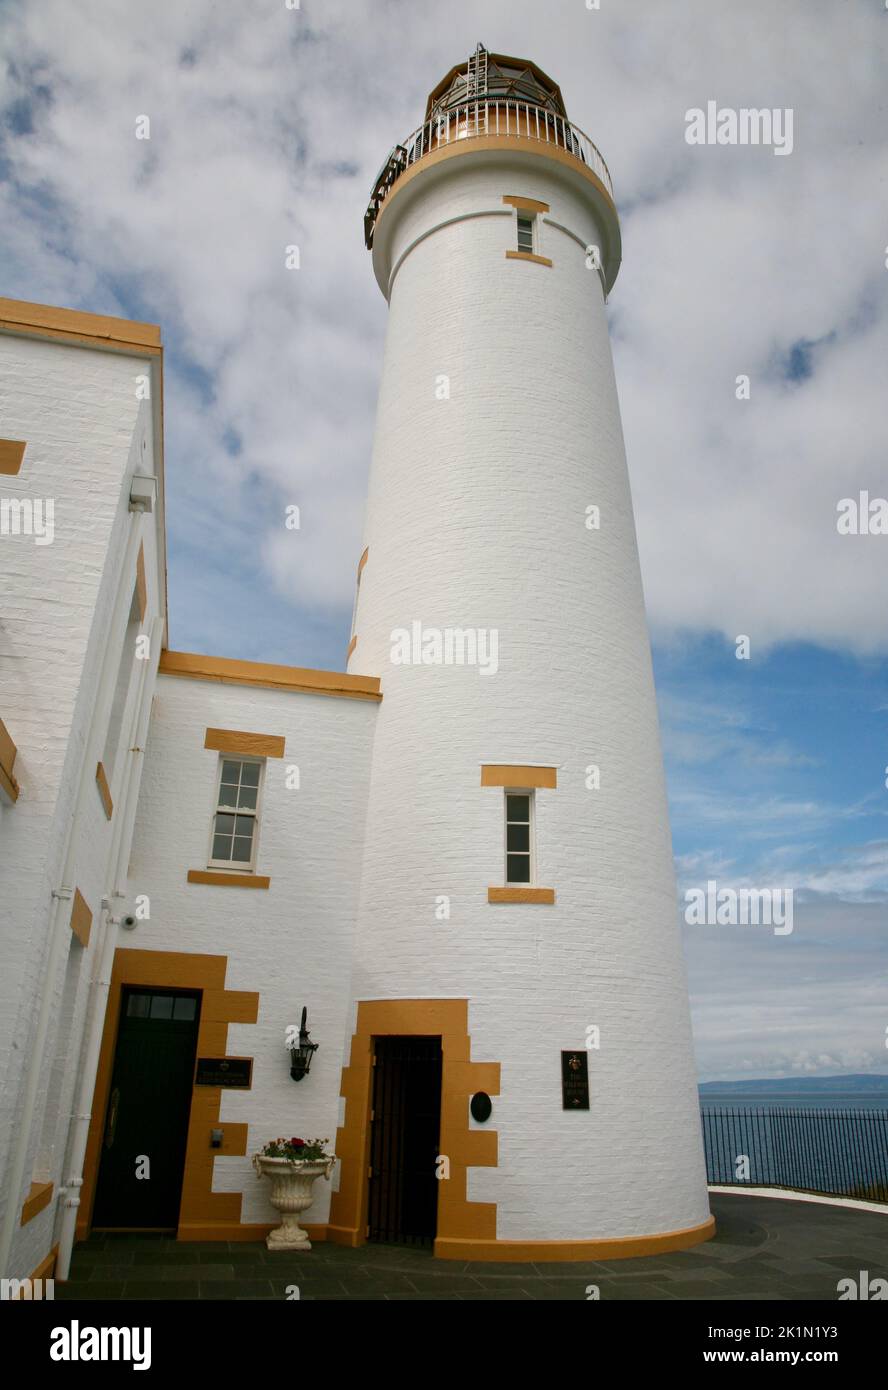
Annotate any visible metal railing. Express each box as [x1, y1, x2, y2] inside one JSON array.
[[365, 98, 614, 248], [702, 1106, 888, 1202]]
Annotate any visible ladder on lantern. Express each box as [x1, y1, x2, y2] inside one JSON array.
[[466, 43, 488, 134]]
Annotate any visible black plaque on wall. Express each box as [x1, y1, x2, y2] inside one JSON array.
[[561, 1050, 590, 1109], [195, 1057, 253, 1088]]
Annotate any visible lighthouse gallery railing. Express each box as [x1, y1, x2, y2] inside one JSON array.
[[364, 98, 614, 248]]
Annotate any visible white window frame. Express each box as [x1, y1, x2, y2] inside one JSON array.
[[206, 754, 265, 872], [504, 788, 535, 886], [516, 211, 536, 255]]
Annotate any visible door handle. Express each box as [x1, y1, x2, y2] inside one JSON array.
[[104, 1087, 120, 1149]]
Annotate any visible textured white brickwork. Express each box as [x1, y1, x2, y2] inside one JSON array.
[[349, 147, 710, 1240], [1, 140, 709, 1260], [127, 674, 374, 1227], [0, 331, 161, 1275]]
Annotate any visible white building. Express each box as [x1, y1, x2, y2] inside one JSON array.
[[0, 46, 712, 1283]]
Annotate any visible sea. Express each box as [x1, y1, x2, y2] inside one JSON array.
[[698, 1092, 888, 1199]]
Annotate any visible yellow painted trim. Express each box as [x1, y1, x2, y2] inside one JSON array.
[[187, 870, 270, 889], [20, 1180, 54, 1226], [346, 635, 357, 661], [0, 296, 161, 355], [375, 135, 617, 240], [29, 1244, 59, 1284], [506, 250, 553, 268], [79, 947, 259, 1240], [503, 195, 550, 213], [0, 719, 19, 776], [160, 649, 382, 703], [70, 888, 92, 948], [0, 718, 20, 803], [0, 438, 26, 475], [357, 546, 369, 580], [204, 728, 285, 758], [488, 887, 555, 904], [95, 761, 113, 819], [481, 764, 557, 789], [0, 762, 18, 803], [12, 1244, 60, 1292], [329, 999, 500, 1251], [0, 761, 17, 806], [435, 1215, 717, 1263], [135, 542, 147, 622]]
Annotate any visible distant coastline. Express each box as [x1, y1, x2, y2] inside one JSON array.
[[699, 1073, 888, 1095]]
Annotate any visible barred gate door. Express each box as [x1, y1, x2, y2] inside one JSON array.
[[368, 1036, 443, 1247]]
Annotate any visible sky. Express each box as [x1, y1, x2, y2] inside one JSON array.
[[1, 0, 886, 1082]]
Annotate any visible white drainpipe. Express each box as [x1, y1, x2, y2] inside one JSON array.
[[55, 614, 163, 1280], [0, 511, 144, 1279]]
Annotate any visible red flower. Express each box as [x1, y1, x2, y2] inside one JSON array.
[[289, 1137, 305, 1147]]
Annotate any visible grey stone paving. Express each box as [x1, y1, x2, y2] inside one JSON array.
[[56, 1193, 887, 1301]]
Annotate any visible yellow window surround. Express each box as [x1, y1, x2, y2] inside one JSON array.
[[70, 889, 93, 947], [481, 765, 557, 788], [488, 887, 555, 905], [502, 195, 550, 213], [0, 718, 20, 803], [20, 1180, 53, 1226], [0, 438, 26, 476], [505, 250, 553, 267], [187, 870, 271, 890], [95, 761, 113, 819], [204, 729, 285, 758]]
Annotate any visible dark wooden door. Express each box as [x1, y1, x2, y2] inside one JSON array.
[[92, 988, 201, 1229], [367, 1036, 442, 1247]]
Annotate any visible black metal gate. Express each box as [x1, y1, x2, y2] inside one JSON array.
[[367, 1036, 442, 1247]]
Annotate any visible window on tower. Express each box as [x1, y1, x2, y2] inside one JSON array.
[[516, 213, 535, 255], [505, 790, 534, 884], [208, 756, 264, 870]]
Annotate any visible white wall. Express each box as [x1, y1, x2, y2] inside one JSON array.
[[126, 673, 375, 1227], [0, 330, 163, 1275], [349, 147, 710, 1241]]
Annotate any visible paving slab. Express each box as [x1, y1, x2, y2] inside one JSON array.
[[55, 1193, 886, 1301]]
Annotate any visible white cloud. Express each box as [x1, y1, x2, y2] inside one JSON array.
[[1, 0, 887, 657], [3, 1, 887, 1079]]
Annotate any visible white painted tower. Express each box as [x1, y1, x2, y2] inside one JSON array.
[[339, 47, 712, 1258]]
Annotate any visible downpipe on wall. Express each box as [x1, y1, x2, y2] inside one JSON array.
[[55, 614, 163, 1280]]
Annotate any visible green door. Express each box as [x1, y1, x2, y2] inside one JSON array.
[[92, 987, 201, 1229]]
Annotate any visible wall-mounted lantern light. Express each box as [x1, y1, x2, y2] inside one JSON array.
[[288, 1006, 319, 1082]]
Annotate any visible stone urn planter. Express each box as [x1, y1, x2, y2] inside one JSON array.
[[252, 1153, 335, 1251]]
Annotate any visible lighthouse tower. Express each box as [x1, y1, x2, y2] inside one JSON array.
[[332, 46, 713, 1260]]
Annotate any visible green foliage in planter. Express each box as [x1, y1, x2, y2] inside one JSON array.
[[259, 1136, 332, 1162]]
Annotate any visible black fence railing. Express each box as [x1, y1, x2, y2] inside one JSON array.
[[702, 1107, 888, 1202]]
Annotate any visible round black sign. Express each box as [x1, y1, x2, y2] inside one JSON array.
[[470, 1092, 492, 1123]]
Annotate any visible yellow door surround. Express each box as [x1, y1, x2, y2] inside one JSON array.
[[328, 998, 715, 1262], [328, 999, 500, 1257], [79, 947, 259, 1243]]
